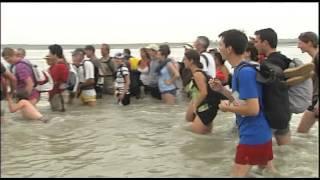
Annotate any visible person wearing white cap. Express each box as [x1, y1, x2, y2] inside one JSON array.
[[145, 44, 162, 100], [114, 52, 131, 106]]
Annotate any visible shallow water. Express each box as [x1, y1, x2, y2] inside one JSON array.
[[1, 92, 318, 178]]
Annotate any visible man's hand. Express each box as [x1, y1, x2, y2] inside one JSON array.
[[219, 100, 230, 112], [209, 78, 224, 92]]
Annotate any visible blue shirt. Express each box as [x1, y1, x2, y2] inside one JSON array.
[[232, 62, 272, 145], [158, 62, 176, 93]]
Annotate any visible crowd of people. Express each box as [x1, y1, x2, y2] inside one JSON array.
[[0, 28, 318, 177]]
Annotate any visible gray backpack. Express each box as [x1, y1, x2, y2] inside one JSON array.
[[288, 58, 313, 114]]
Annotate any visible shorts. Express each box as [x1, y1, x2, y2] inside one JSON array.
[[116, 91, 130, 106], [272, 127, 290, 136], [80, 89, 96, 103], [50, 93, 65, 112], [161, 89, 177, 96], [195, 103, 218, 126], [235, 140, 273, 165]]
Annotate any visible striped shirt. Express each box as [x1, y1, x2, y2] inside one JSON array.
[[115, 65, 129, 93]]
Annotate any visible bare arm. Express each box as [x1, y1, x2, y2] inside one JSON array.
[[166, 63, 180, 84], [209, 78, 235, 102], [7, 95, 25, 113], [3, 70, 17, 94], [193, 72, 207, 108], [220, 98, 260, 116], [123, 74, 130, 94], [24, 77, 34, 95]]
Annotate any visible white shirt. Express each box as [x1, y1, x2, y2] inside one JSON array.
[[200, 52, 216, 78], [79, 60, 95, 83], [115, 66, 129, 92]]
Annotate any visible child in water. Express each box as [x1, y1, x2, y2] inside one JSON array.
[[6, 90, 48, 123]]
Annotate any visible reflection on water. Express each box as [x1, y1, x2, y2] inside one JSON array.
[[1, 92, 318, 177]]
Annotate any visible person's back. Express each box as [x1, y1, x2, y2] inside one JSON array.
[[233, 64, 272, 144], [7, 91, 46, 122]]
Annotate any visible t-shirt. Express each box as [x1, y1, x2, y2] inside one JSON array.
[[149, 58, 160, 87], [48, 62, 69, 97], [79, 60, 95, 83], [232, 63, 272, 145], [13, 60, 40, 101], [115, 65, 129, 93], [200, 52, 216, 78]]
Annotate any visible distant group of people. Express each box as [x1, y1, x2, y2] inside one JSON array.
[[1, 28, 318, 177]]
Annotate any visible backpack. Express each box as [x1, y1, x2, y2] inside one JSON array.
[[191, 70, 223, 108], [287, 58, 313, 113], [235, 61, 291, 129], [82, 60, 99, 86], [10, 60, 53, 92], [59, 63, 79, 92]]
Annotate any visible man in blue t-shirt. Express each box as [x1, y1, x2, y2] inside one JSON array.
[[209, 29, 276, 177]]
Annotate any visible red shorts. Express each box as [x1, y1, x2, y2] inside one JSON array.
[[235, 140, 273, 165]]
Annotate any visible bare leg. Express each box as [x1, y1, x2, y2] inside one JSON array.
[[161, 93, 176, 105], [231, 163, 252, 177], [274, 131, 291, 146], [87, 101, 96, 107], [258, 160, 278, 174], [186, 101, 195, 122], [191, 115, 212, 134], [297, 110, 317, 133]]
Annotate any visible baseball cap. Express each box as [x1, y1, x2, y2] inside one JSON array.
[[145, 44, 159, 51], [114, 52, 125, 59]]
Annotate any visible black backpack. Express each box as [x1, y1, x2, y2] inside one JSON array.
[[191, 70, 222, 108], [235, 61, 291, 129]]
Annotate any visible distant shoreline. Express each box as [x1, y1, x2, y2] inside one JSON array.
[[1, 39, 298, 50]]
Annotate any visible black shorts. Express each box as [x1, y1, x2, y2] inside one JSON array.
[[195, 103, 218, 126]]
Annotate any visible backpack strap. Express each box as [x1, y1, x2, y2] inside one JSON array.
[[11, 61, 38, 87], [201, 54, 209, 67]]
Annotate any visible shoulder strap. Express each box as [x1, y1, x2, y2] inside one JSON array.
[[201, 54, 209, 67], [235, 62, 258, 92]]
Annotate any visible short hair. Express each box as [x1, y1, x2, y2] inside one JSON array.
[[218, 29, 248, 55], [17, 48, 26, 56], [159, 44, 171, 58], [2, 47, 15, 58], [197, 36, 210, 49], [101, 43, 110, 50], [48, 44, 64, 59], [184, 49, 202, 69], [72, 48, 85, 56], [246, 42, 259, 62], [298, 32, 318, 48], [123, 48, 131, 56], [84, 45, 95, 53], [254, 28, 278, 48]]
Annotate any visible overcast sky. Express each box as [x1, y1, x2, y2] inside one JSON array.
[[1, 2, 318, 44]]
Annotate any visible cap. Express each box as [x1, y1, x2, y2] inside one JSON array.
[[145, 44, 159, 51], [114, 52, 125, 59]]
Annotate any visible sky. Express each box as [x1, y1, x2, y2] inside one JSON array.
[[1, 2, 319, 44]]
